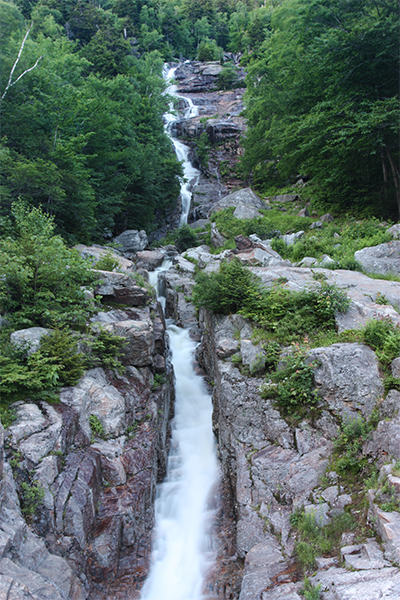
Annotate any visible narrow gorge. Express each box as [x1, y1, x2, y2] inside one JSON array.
[[2, 60, 400, 600]]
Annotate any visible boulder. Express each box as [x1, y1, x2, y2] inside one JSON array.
[[355, 241, 400, 275], [210, 222, 227, 248], [363, 414, 400, 460], [93, 270, 147, 306], [309, 343, 383, 419], [321, 213, 335, 222], [113, 320, 155, 368], [10, 327, 50, 355], [74, 245, 135, 272], [113, 230, 148, 253], [297, 207, 310, 217], [135, 250, 165, 271], [210, 188, 267, 215], [236, 247, 290, 268], [271, 194, 299, 203], [387, 224, 400, 239], [310, 220, 323, 229], [233, 204, 262, 220], [281, 231, 304, 246]]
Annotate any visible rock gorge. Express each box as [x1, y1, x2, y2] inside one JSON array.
[[2, 62, 400, 600]]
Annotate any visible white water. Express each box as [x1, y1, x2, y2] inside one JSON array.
[[163, 66, 200, 226], [141, 259, 218, 600]]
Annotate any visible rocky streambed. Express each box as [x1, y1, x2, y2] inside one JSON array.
[[3, 61, 400, 600]]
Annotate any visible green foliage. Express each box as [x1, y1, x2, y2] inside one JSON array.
[[375, 478, 400, 513], [20, 481, 45, 517], [174, 225, 197, 252], [0, 202, 96, 328], [192, 258, 264, 314], [218, 62, 239, 90], [0, 405, 17, 429], [333, 418, 370, 475], [152, 373, 166, 390], [242, 0, 399, 219], [0, 327, 85, 404], [261, 345, 319, 419], [363, 319, 400, 369], [89, 414, 106, 440], [87, 329, 127, 372], [195, 132, 211, 169], [300, 578, 322, 600], [292, 511, 356, 570], [193, 259, 349, 344], [96, 251, 120, 272]]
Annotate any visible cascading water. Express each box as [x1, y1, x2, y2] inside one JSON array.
[[163, 65, 200, 226], [141, 75, 218, 596], [142, 263, 219, 600]]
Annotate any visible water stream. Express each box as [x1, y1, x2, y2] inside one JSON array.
[[140, 71, 219, 599], [163, 65, 200, 226]]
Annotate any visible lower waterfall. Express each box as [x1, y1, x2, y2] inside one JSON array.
[[140, 323, 218, 600]]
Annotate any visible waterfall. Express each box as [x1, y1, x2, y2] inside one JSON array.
[[142, 261, 218, 600], [141, 88, 218, 594], [163, 65, 200, 226]]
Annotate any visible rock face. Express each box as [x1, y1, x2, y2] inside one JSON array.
[[93, 270, 148, 306], [355, 241, 400, 275], [2, 300, 174, 599], [113, 230, 148, 253]]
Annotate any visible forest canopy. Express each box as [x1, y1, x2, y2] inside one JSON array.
[[0, 0, 398, 243], [241, 0, 399, 218]]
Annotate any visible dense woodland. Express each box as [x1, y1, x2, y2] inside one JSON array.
[[0, 0, 398, 244]]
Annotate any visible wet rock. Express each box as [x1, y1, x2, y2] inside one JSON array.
[[355, 241, 400, 275], [309, 343, 383, 419], [135, 250, 165, 271], [113, 230, 148, 253], [93, 271, 147, 306], [10, 327, 50, 355]]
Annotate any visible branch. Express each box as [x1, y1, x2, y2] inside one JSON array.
[[1, 23, 43, 100]]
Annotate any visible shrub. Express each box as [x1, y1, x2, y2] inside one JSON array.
[[0, 328, 86, 404], [333, 417, 370, 475], [20, 481, 45, 517], [260, 345, 319, 419], [0, 405, 16, 428], [192, 258, 264, 314], [88, 328, 127, 372], [174, 225, 197, 252], [0, 201, 96, 328], [96, 250, 119, 272], [218, 63, 239, 90], [89, 414, 106, 440], [363, 318, 400, 368]]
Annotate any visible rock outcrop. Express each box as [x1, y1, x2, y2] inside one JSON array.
[[2, 296, 173, 598]]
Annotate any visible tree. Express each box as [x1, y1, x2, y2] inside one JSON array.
[[242, 0, 399, 217]]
